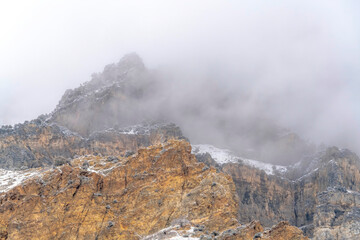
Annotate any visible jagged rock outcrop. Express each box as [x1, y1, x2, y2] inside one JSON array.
[[0, 119, 184, 169], [0, 140, 240, 239]]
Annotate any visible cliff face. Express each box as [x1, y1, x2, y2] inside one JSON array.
[[0, 140, 239, 239], [0, 140, 308, 240], [222, 163, 294, 227], [313, 188, 360, 240], [199, 146, 360, 239]]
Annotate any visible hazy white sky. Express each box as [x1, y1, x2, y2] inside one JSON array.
[[0, 0, 359, 149]]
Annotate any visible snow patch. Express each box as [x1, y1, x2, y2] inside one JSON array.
[[142, 226, 199, 240], [242, 158, 287, 175], [169, 236, 199, 240], [0, 168, 41, 193], [347, 189, 360, 195], [118, 127, 139, 135], [293, 168, 319, 182], [192, 144, 287, 175], [191, 144, 239, 164]]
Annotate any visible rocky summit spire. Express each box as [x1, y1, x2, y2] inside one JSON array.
[[117, 52, 145, 71], [49, 53, 154, 136]]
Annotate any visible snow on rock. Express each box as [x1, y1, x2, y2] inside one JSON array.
[[242, 157, 287, 175], [293, 167, 319, 182], [91, 122, 173, 136], [142, 225, 199, 240], [0, 168, 41, 193], [168, 227, 198, 240], [347, 189, 360, 195], [117, 124, 149, 135], [169, 236, 199, 240], [192, 144, 287, 175], [191, 144, 239, 164]]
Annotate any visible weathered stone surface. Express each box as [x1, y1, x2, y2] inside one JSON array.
[[312, 189, 360, 240], [0, 119, 184, 169], [205, 147, 360, 238], [222, 163, 294, 227], [0, 140, 239, 239]]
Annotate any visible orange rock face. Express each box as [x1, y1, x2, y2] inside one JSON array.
[[0, 140, 239, 239]]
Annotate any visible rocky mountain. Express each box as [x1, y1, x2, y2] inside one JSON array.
[[47, 53, 315, 166], [193, 144, 360, 239], [0, 53, 358, 239], [0, 140, 307, 240]]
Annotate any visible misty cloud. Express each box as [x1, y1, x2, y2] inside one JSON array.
[[1, 1, 360, 163]]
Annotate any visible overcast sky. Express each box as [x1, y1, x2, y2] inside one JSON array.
[[0, 0, 360, 151]]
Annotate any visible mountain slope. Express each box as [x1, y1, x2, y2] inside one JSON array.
[[0, 140, 308, 240], [0, 53, 359, 239]]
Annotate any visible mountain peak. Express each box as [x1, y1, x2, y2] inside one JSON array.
[[50, 53, 154, 136], [117, 52, 145, 70]]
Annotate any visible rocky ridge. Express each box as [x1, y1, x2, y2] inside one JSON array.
[[0, 140, 308, 240], [0, 118, 184, 170]]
